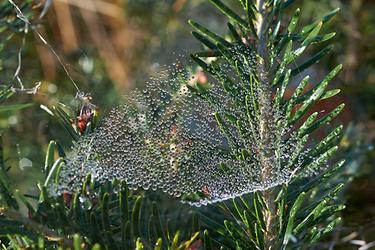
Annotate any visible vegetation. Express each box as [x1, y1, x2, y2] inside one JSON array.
[[0, 0, 374, 249]]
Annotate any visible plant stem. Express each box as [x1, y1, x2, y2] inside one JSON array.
[[0, 207, 74, 248], [254, 0, 278, 249]]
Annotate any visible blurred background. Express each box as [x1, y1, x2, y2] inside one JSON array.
[[0, 0, 374, 248]]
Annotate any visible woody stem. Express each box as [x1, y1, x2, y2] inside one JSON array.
[[254, 0, 278, 249]]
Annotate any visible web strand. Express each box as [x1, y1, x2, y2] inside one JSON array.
[[7, 0, 81, 94]]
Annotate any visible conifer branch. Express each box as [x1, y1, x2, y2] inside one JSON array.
[[0, 207, 74, 248], [254, 0, 278, 248]]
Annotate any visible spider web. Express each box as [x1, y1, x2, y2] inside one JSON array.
[[53, 53, 308, 206]]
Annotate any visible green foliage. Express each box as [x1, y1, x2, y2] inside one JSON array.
[[0, 138, 199, 249], [188, 0, 346, 249], [0, 0, 34, 116], [0, 0, 350, 249], [0, 1, 31, 47], [0, 0, 32, 78]]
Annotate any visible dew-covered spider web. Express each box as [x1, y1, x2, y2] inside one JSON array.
[[52, 46, 317, 206]]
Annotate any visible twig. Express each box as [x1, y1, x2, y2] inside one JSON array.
[[254, 0, 278, 249], [7, 0, 81, 93], [11, 82, 42, 94], [0, 207, 74, 248]]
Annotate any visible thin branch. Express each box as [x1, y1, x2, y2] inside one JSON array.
[[0, 207, 74, 248], [7, 0, 81, 93], [254, 0, 278, 249]]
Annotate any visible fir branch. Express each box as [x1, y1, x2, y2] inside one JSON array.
[[254, 0, 278, 248], [0, 207, 74, 248]]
